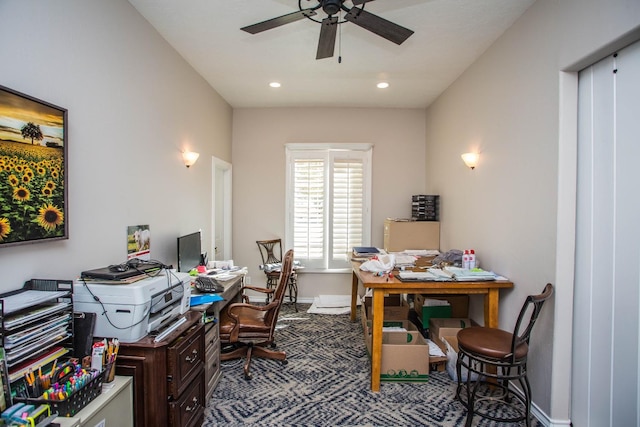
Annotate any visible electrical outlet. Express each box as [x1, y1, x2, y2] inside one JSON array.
[[245, 276, 251, 285]]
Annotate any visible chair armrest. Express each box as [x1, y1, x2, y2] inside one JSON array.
[[225, 301, 278, 321], [241, 285, 275, 295]]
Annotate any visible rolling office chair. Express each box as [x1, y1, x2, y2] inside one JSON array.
[[256, 239, 298, 311], [455, 283, 554, 427], [219, 249, 294, 380]]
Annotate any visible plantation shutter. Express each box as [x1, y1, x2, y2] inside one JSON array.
[[292, 158, 325, 263], [330, 159, 364, 267], [286, 144, 372, 271]]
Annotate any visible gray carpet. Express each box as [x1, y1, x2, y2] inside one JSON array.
[[203, 304, 539, 426]]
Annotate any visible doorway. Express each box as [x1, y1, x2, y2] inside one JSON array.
[[572, 40, 640, 426], [212, 156, 232, 261]]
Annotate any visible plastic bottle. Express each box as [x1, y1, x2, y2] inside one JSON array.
[[462, 250, 470, 269], [469, 249, 476, 269]]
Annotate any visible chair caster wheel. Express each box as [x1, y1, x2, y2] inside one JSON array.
[[244, 373, 252, 380], [281, 360, 288, 366]]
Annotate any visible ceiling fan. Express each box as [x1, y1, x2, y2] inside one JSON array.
[[241, 0, 414, 60]]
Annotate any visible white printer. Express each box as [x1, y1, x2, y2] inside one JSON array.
[[74, 270, 191, 342]]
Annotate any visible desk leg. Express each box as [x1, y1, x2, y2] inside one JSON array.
[[350, 271, 359, 322], [485, 289, 500, 328], [371, 289, 383, 392]]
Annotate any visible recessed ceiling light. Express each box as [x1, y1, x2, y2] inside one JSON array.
[[269, 82, 281, 88], [377, 82, 389, 89]]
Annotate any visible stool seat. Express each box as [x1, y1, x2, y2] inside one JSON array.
[[457, 327, 528, 361]]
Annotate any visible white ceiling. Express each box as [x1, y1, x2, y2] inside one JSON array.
[[128, 0, 535, 109]]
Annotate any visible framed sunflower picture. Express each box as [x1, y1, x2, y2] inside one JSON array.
[[0, 85, 68, 247]]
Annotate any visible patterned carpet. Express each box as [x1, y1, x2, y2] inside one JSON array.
[[203, 304, 539, 427]]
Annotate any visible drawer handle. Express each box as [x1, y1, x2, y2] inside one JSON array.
[[185, 397, 199, 413], [185, 349, 198, 363]]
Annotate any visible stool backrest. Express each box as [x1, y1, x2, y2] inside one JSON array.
[[511, 283, 554, 359], [256, 239, 283, 265]]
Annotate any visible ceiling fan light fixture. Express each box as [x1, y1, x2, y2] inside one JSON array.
[[322, 0, 342, 16], [241, 0, 414, 60], [377, 82, 389, 89]]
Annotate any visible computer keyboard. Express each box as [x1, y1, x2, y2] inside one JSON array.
[[194, 276, 225, 293]]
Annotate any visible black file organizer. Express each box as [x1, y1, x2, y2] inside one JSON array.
[[0, 279, 75, 403]]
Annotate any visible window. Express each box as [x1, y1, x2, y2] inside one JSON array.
[[285, 144, 372, 271]]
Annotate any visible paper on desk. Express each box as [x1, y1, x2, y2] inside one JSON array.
[[443, 267, 497, 281], [1, 290, 68, 315], [401, 249, 440, 257], [393, 254, 419, 266]]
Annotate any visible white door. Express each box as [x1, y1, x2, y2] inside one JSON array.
[[573, 40, 640, 426], [212, 157, 232, 260]]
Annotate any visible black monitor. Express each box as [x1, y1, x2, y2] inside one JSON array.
[[177, 231, 201, 272]]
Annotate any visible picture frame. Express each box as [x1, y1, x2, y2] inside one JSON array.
[[0, 85, 68, 247]]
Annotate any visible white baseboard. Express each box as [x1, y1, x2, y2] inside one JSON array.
[[532, 402, 572, 427]]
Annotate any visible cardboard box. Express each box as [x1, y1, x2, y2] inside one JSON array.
[[443, 335, 459, 352], [413, 294, 469, 326], [361, 302, 430, 382], [383, 219, 440, 252], [364, 293, 401, 307], [429, 318, 472, 349], [364, 295, 409, 322]]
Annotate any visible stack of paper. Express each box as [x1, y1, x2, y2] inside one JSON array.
[[422, 298, 451, 307], [443, 267, 497, 281]]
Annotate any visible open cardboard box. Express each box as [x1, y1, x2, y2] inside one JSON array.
[[361, 302, 430, 382], [429, 317, 473, 350], [413, 294, 470, 327]]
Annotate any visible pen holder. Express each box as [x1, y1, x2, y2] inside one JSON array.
[[15, 368, 105, 417], [104, 362, 116, 383]]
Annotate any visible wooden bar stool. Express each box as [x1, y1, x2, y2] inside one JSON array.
[[256, 239, 298, 311], [455, 283, 554, 427]]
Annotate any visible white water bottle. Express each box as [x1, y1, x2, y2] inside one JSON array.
[[462, 250, 470, 269], [469, 249, 476, 269]]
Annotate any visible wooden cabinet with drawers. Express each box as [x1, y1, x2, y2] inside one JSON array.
[[204, 322, 221, 402], [115, 311, 205, 427]]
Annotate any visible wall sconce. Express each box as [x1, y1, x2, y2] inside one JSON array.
[[182, 151, 200, 168], [461, 152, 479, 170]]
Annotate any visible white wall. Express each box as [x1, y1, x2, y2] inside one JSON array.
[[423, 0, 640, 423], [0, 0, 232, 289], [232, 108, 426, 297]]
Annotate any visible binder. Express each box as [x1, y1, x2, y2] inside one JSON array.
[[73, 312, 96, 359]]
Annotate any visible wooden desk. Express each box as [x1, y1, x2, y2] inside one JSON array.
[[189, 274, 244, 402], [350, 262, 513, 391]]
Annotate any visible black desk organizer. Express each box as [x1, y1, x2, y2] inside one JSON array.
[[17, 367, 105, 418], [0, 279, 75, 408]]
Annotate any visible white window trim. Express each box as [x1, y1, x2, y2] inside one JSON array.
[[285, 143, 373, 272]]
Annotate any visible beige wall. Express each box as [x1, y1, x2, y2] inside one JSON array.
[[424, 0, 640, 423], [232, 108, 426, 297], [0, 0, 232, 288]]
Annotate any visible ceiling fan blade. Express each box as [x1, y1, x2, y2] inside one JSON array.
[[316, 17, 338, 59], [344, 7, 414, 45], [352, 0, 375, 5], [241, 9, 317, 34]]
